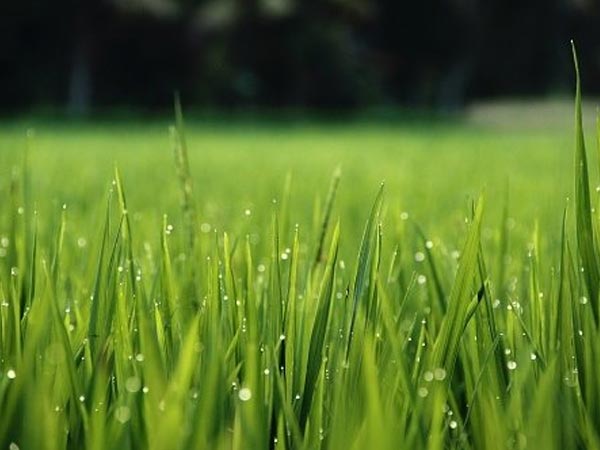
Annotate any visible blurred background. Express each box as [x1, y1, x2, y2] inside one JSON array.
[[1, 0, 600, 117]]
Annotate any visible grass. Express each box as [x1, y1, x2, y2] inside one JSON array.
[[1, 65, 600, 449]]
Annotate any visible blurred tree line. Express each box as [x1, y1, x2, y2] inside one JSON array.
[[1, 0, 599, 114]]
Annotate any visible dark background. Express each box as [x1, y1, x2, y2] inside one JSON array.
[[2, 0, 599, 115]]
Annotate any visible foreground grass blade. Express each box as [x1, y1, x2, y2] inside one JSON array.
[[572, 41, 600, 325]]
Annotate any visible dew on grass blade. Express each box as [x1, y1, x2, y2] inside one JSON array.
[[126, 376, 142, 393], [6, 369, 16, 379], [115, 406, 131, 424], [238, 387, 252, 401], [434, 368, 447, 381], [507, 361, 517, 370]]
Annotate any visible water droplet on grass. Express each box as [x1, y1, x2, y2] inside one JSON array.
[[449, 420, 458, 429], [507, 361, 517, 370], [126, 376, 141, 393], [115, 406, 131, 424], [418, 387, 429, 398], [414, 252, 425, 262], [238, 387, 252, 401], [6, 369, 16, 379], [434, 368, 447, 380]]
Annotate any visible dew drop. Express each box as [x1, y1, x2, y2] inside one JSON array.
[[507, 361, 517, 370], [449, 420, 458, 430], [6, 369, 16, 379], [125, 376, 142, 393], [417, 387, 429, 398], [238, 387, 252, 402], [434, 368, 447, 381], [115, 405, 131, 424], [414, 252, 425, 262]]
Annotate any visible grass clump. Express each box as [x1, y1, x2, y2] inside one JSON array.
[[1, 51, 600, 449]]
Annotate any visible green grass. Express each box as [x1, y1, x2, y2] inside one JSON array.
[[1, 77, 600, 448]]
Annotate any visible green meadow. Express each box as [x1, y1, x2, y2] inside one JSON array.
[[1, 71, 599, 449]]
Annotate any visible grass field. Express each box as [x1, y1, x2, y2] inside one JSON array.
[[1, 78, 600, 448]]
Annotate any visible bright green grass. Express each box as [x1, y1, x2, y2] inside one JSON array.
[[1, 88, 599, 449]]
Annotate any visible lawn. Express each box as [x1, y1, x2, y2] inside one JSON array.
[[0, 97, 599, 450]]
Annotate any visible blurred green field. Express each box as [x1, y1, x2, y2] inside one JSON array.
[[0, 119, 575, 258]]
